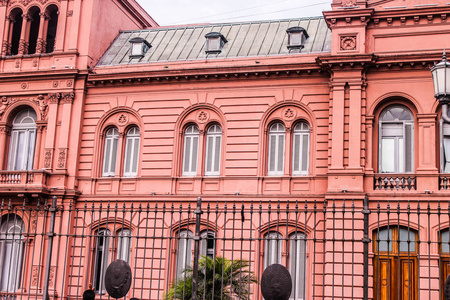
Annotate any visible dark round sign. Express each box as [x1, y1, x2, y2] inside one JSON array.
[[445, 274, 450, 300], [261, 264, 292, 300], [104, 259, 132, 299], [82, 289, 95, 300]]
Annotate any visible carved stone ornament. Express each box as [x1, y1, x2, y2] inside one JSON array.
[[104, 260, 132, 299], [33, 95, 48, 120], [341, 0, 356, 6], [340, 36, 357, 51], [21, 82, 28, 89], [118, 114, 128, 125], [31, 265, 40, 286], [261, 264, 292, 300], [48, 266, 56, 287], [44, 150, 52, 168], [0, 1, 7, 7], [197, 110, 209, 123], [8, 0, 60, 7], [62, 92, 75, 103], [47, 93, 61, 104], [57, 149, 66, 168], [283, 107, 296, 121], [0, 96, 10, 121]]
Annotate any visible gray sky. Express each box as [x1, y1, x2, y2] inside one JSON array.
[[136, 0, 333, 26]]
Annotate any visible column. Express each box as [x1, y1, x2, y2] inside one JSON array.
[[0, 126, 10, 169], [18, 14, 29, 55], [43, 93, 60, 171], [284, 125, 292, 175], [56, 93, 74, 171], [330, 82, 345, 170], [364, 116, 374, 172], [36, 12, 47, 54], [348, 82, 363, 170], [2, 17, 11, 56], [33, 125, 45, 169]]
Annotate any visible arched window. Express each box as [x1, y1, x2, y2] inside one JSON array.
[[175, 229, 193, 279], [9, 9, 23, 56], [45, 5, 58, 53], [379, 105, 414, 173], [116, 229, 131, 263], [182, 125, 199, 176], [27, 7, 41, 55], [200, 231, 215, 258], [440, 229, 450, 300], [205, 124, 221, 176], [268, 123, 285, 176], [102, 127, 119, 177], [123, 127, 140, 177], [292, 122, 310, 176], [373, 226, 417, 300], [93, 229, 111, 294], [8, 108, 37, 171], [289, 233, 307, 300], [264, 231, 307, 300], [0, 214, 25, 292]]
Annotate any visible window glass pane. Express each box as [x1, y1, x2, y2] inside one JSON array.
[[381, 138, 395, 173], [301, 134, 309, 172], [405, 124, 413, 173], [103, 139, 111, 174], [94, 230, 110, 293], [176, 230, 193, 279], [399, 228, 415, 252], [269, 135, 276, 172], [289, 233, 306, 300], [214, 136, 221, 173], [0, 216, 24, 292], [206, 136, 213, 173], [117, 229, 131, 262], [111, 138, 118, 173], [132, 138, 139, 173], [26, 129, 36, 170], [442, 230, 449, 253], [183, 136, 191, 173], [277, 135, 284, 172], [264, 232, 282, 269], [293, 134, 300, 172], [200, 231, 215, 258], [377, 228, 393, 252], [398, 138, 404, 173], [15, 132, 25, 170], [124, 138, 133, 174], [191, 136, 198, 173]]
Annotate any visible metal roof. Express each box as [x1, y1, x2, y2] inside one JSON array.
[[97, 17, 331, 66]]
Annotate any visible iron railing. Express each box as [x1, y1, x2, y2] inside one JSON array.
[[0, 197, 449, 299]]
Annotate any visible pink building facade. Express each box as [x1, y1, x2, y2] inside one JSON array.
[[1, 0, 450, 299]]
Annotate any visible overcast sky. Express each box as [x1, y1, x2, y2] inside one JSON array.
[[135, 0, 333, 26]]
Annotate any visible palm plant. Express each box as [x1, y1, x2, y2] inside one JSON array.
[[165, 256, 257, 300]]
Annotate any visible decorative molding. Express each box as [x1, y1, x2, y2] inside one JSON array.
[[283, 108, 296, 121], [197, 110, 209, 123], [0, 1, 7, 7], [0, 96, 10, 121], [21, 82, 28, 89], [57, 148, 66, 169], [31, 265, 39, 286], [118, 114, 128, 125], [15, 60, 20, 68], [47, 93, 61, 104], [8, 0, 60, 7], [62, 92, 75, 103], [52, 81, 59, 88], [66, 80, 73, 87], [33, 94, 48, 120], [48, 267, 56, 288], [44, 149, 52, 169], [340, 36, 357, 51]]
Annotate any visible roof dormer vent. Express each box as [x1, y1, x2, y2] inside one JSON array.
[[205, 32, 227, 54], [286, 27, 309, 49], [129, 37, 151, 59]]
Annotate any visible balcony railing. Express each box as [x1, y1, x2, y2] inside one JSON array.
[[374, 174, 416, 190], [0, 170, 49, 187]]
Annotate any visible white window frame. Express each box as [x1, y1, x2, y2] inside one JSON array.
[[268, 123, 285, 176], [200, 230, 215, 258], [8, 108, 37, 171], [102, 128, 119, 177], [292, 122, 310, 176], [0, 215, 24, 292], [205, 125, 222, 176], [182, 125, 199, 176], [289, 233, 307, 300], [93, 229, 110, 294], [379, 106, 414, 173], [123, 127, 140, 177], [116, 229, 131, 263]]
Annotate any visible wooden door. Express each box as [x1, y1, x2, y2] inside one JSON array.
[[374, 257, 416, 300]]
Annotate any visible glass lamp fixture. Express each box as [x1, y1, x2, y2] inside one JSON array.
[[129, 37, 151, 59], [431, 50, 450, 123]]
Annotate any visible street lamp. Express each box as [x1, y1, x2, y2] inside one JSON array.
[[431, 50, 450, 122]]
